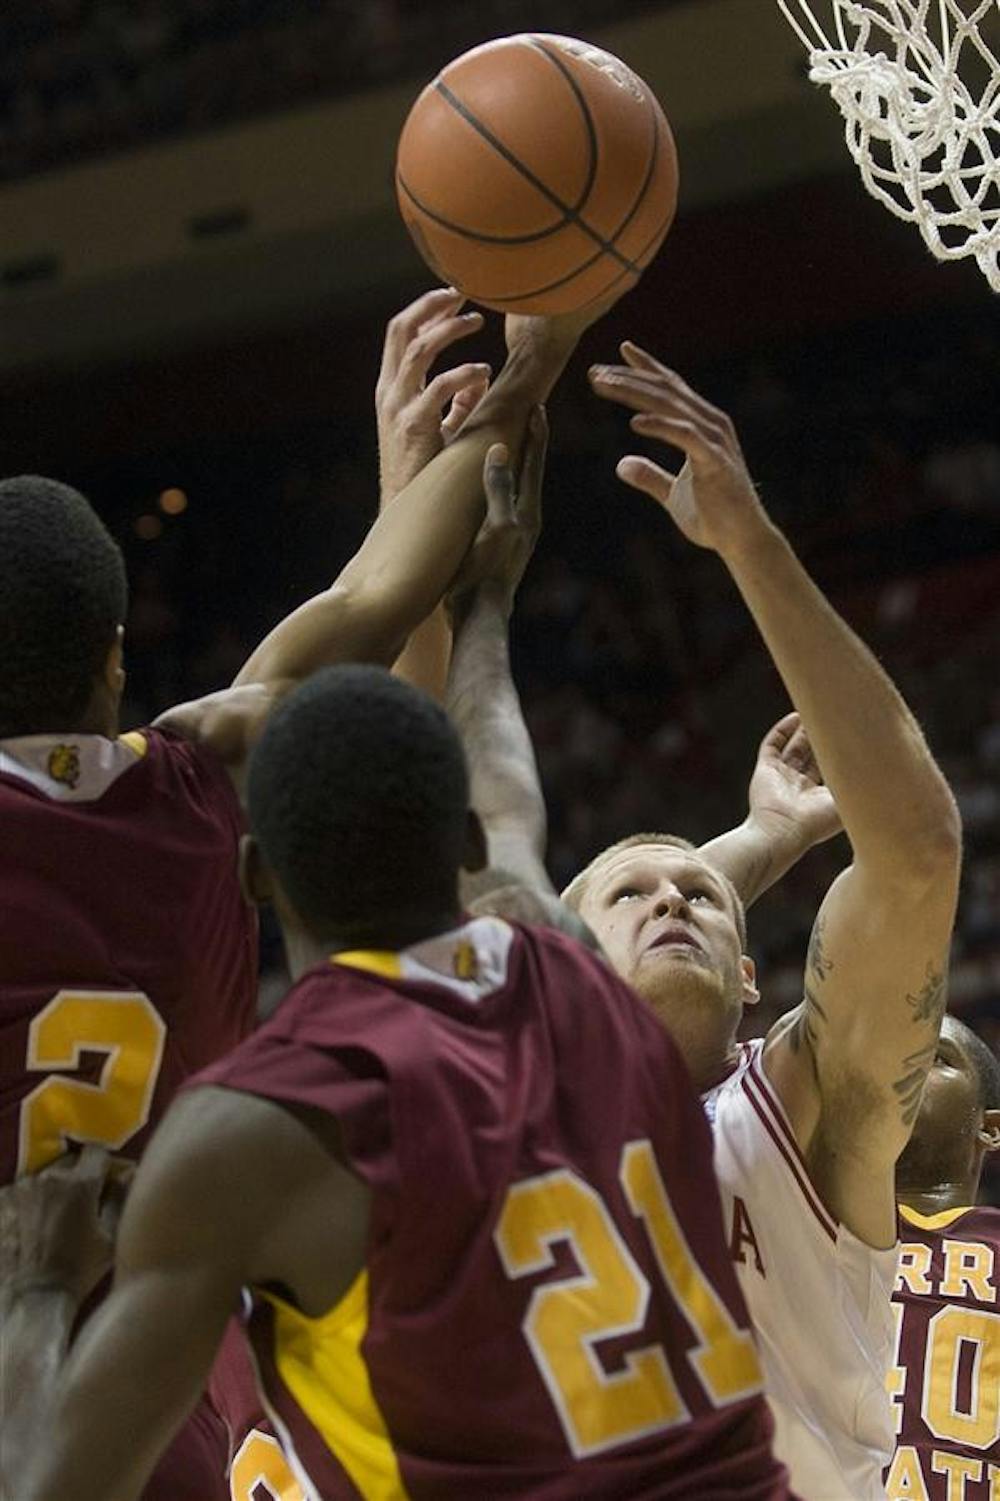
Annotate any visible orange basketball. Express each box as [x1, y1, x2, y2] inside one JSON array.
[[396, 34, 679, 315]]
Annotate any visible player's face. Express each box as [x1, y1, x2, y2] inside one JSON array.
[[579, 846, 755, 1058]]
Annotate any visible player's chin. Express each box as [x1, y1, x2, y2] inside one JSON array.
[[632, 951, 724, 1006], [637, 943, 714, 976]]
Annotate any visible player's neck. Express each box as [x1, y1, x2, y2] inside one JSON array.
[[895, 1177, 978, 1217], [1, 706, 118, 741], [696, 1038, 746, 1094], [286, 908, 465, 980]]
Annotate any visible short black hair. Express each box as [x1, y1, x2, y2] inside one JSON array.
[[248, 665, 469, 940], [0, 475, 127, 736], [945, 1015, 1000, 1112]]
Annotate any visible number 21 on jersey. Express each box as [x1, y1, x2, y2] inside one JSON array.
[[495, 1138, 762, 1458], [18, 989, 166, 1174]]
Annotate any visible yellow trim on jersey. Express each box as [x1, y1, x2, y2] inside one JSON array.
[[898, 1204, 975, 1230], [331, 951, 403, 981], [117, 731, 148, 758], [261, 1271, 410, 1500]]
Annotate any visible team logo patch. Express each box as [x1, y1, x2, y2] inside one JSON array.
[[452, 939, 479, 982], [47, 744, 81, 788]]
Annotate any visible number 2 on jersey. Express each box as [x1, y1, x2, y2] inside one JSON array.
[[18, 990, 166, 1174], [230, 1431, 304, 1501], [495, 1138, 761, 1458]]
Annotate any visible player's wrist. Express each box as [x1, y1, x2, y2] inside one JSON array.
[[744, 807, 813, 860], [715, 514, 786, 573]]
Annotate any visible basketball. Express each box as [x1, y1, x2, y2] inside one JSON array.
[[395, 34, 679, 315]]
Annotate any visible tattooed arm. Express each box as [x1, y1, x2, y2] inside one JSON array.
[[590, 347, 961, 1250]]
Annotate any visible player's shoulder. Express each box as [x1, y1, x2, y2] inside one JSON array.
[[132, 721, 244, 826]]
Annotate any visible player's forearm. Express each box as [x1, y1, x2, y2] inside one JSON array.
[[238, 332, 576, 688], [391, 607, 453, 701], [699, 816, 809, 908], [0, 1285, 77, 1491], [722, 523, 960, 877], [23, 1274, 227, 1501], [447, 589, 548, 873]]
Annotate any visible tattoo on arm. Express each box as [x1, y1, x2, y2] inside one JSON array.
[[892, 1041, 937, 1127], [807, 916, 834, 982], [789, 985, 828, 1056], [906, 966, 946, 1027]]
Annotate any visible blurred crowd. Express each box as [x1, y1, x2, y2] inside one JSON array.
[[0, 0, 661, 180]]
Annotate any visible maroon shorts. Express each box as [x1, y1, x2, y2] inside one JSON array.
[[141, 1387, 230, 1501]]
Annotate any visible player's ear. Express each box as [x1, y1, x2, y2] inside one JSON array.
[[978, 1108, 1000, 1155], [462, 809, 488, 874], [239, 834, 274, 906], [102, 625, 126, 698], [741, 955, 760, 1007]]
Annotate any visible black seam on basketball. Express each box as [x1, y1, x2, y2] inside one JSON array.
[[479, 202, 672, 305], [433, 79, 639, 274], [397, 170, 570, 245], [525, 38, 599, 217], [608, 90, 662, 245]]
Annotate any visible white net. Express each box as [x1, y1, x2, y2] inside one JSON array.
[[776, 0, 1000, 289]]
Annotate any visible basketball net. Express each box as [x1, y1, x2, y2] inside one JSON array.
[[776, 0, 1000, 289]]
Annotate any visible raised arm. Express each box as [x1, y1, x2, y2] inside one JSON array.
[[591, 345, 961, 1249], [375, 287, 490, 700], [22, 1087, 368, 1501], [158, 303, 588, 778], [700, 712, 842, 907], [447, 410, 554, 898]]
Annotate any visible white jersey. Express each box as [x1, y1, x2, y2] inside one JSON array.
[[703, 1039, 897, 1501]]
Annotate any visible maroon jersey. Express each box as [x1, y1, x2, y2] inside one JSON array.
[[0, 728, 257, 1181], [195, 916, 791, 1500], [210, 1307, 303, 1501], [888, 1203, 1000, 1499]]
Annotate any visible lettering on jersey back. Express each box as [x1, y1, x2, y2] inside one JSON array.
[[885, 1444, 1000, 1500], [940, 1242, 997, 1305], [895, 1240, 998, 1304], [729, 1195, 766, 1277]]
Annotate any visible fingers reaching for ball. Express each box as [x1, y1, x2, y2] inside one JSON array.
[[589, 352, 771, 558], [376, 287, 491, 503]]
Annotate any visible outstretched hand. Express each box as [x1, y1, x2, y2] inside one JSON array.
[[588, 343, 772, 557], [749, 712, 842, 851], [376, 287, 491, 502], [0, 1147, 129, 1307], [448, 406, 548, 623]]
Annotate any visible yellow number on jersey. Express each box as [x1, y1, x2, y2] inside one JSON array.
[[621, 1139, 762, 1404], [230, 1430, 304, 1501], [494, 1139, 763, 1459], [18, 990, 166, 1175], [495, 1167, 683, 1456], [923, 1306, 1000, 1450]]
